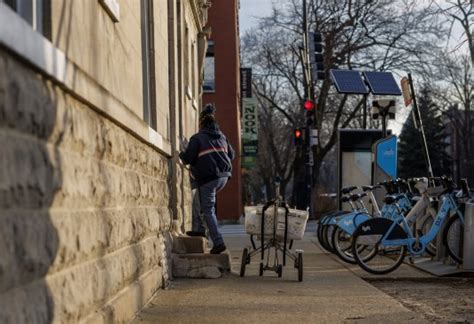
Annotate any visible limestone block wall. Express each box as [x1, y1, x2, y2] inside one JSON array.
[[0, 49, 173, 323]]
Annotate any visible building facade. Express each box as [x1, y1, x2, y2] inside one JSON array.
[[0, 0, 209, 322], [203, 0, 242, 221]]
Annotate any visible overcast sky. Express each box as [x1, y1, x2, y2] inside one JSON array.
[[239, 0, 274, 35]]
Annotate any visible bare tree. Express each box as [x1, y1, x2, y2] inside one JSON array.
[[242, 0, 445, 203], [427, 0, 473, 183]]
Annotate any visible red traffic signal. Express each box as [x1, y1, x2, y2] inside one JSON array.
[[294, 128, 303, 146], [303, 100, 314, 111]]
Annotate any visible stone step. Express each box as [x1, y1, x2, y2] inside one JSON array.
[[172, 252, 232, 279], [172, 236, 208, 254]]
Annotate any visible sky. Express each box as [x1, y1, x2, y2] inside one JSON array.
[[239, 0, 274, 35]]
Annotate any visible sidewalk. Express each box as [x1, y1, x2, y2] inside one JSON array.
[[133, 224, 428, 323]]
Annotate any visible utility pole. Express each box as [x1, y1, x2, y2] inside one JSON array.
[[408, 73, 434, 178], [302, 0, 314, 214]]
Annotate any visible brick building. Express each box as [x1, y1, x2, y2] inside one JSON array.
[[203, 0, 242, 221], [0, 0, 209, 322]]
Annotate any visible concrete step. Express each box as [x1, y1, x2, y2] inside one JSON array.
[[172, 236, 208, 254], [172, 252, 232, 279]]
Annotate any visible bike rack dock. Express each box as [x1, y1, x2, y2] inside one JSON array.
[[411, 202, 474, 276]]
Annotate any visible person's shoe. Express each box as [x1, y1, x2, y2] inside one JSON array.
[[186, 231, 206, 238], [210, 244, 226, 254]]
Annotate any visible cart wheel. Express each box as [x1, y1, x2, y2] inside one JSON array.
[[277, 264, 283, 278], [259, 263, 264, 276], [297, 252, 303, 282], [240, 248, 248, 277]]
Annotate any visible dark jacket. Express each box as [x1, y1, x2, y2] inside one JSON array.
[[179, 124, 235, 186]]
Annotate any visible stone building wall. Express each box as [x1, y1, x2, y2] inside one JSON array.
[[0, 0, 209, 323], [0, 48, 171, 323]]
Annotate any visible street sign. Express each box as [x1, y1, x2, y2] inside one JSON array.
[[310, 129, 318, 146], [241, 98, 259, 169], [240, 68, 252, 98], [372, 99, 396, 120], [400, 76, 412, 107]]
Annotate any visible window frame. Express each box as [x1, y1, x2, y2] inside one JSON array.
[[140, 0, 157, 130], [203, 40, 215, 93]]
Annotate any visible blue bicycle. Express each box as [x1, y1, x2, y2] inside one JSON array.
[[331, 181, 423, 264], [351, 177, 470, 274]]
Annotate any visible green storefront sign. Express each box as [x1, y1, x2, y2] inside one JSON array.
[[241, 98, 258, 169]]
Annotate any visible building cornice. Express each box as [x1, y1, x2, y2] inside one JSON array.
[[191, 0, 211, 32]]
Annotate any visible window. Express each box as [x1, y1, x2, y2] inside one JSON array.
[[191, 42, 196, 97], [2, 0, 50, 35], [203, 40, 215, 92], [184, 25, 190, 96], [140, 0, 157, 130]]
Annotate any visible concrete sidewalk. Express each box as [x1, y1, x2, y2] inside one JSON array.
[[133, 226, 428, 323]]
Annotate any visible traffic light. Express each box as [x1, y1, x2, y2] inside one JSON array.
[[303, 99, 314, 111], [294, 128, 303, 146], [308, 31, 325, 80]]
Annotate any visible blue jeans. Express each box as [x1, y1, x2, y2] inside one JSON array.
[[192, 177, 228, 247]]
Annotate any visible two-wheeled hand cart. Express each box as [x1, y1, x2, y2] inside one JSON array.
[[240, 178, 309, 282]]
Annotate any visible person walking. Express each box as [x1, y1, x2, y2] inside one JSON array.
[[179, 104, 235, 254]]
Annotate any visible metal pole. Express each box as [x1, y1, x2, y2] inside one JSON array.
[[408, 73, 434, 178], [363, 94, 367, 129], [302, 0, 313, 212], [302, 0, 311, 97], [381, 113, 387, 138]]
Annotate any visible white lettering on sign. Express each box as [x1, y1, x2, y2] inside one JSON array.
[[242, 98, 258, 141]]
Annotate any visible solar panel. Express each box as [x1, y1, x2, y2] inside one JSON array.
[[330, 70, 369, 94], [363, 71, 402, 96]]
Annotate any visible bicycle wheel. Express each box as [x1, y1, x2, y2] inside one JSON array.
[[322, 224, 337, 253], [332, 226, 357, 264], [420, 214, 436, 256], [317, 221, 326, 249], [443, 215, 463, 264], [240, 248, 248, 277], [352, 218, 407, 275], [297, 252, 303, 282], [318, 216, 335, 251]]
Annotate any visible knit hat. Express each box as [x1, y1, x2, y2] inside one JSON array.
[[200, 103, 216, 119], [199, 103, 217, 128]]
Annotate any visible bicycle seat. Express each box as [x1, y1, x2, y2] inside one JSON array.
[[383, 196, 402, 205], [341, 186, 357, 194], [362, 185, 381, 192], [350, 193, 367, 201], [341, 196, 350, 203]]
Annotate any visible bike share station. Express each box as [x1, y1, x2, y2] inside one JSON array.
[[330, 69, 474, 276]]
